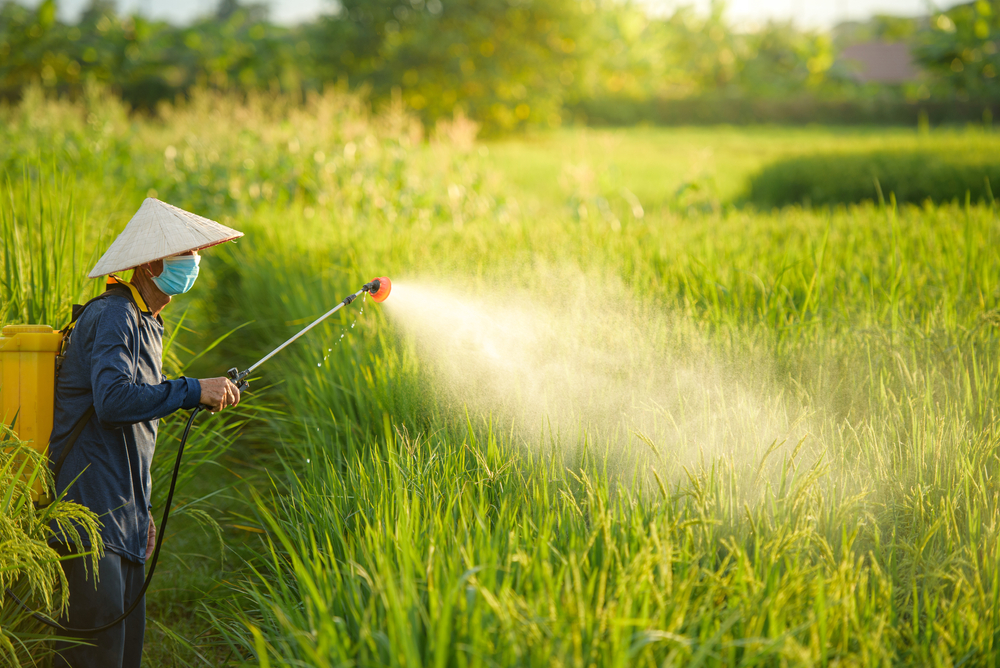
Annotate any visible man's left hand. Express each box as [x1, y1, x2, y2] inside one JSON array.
[[146, 516, 156, 560]]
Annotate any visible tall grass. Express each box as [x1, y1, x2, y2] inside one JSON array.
[[206, 196, 1000, 665], [746, 146, 1000, 207], [199, 131, 1000, 663], [3, 88, 999, 665], [0, 165, 102, 329], [211, 416, 999, 665]]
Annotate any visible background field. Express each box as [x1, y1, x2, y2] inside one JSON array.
[[1, 89, 1000, 666], [484, 125, 1000, 208]]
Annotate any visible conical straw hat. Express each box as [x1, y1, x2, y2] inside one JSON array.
[[89, 198, 243, 278]]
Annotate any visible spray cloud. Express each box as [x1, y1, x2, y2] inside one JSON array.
[[383, 268, 814, 485]]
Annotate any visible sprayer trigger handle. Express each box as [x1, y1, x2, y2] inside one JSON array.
[[226, 368, 249, 394]]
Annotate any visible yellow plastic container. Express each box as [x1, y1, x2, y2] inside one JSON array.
[[0, 324, 64, 504]]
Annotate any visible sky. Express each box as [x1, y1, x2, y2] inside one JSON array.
[[20, 0, 958, 30]]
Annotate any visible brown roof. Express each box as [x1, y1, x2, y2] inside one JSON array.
[[840, 41, 919, 83]]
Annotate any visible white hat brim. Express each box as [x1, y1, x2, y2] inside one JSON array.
[[89, 198, 244, 278]]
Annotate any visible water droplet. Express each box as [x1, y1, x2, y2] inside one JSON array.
[[306, 458, 311, 464], [317, 362, 321, 366], [351, 323, 355, 328]]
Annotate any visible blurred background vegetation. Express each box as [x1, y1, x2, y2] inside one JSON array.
[[2, 0, 999, 135]]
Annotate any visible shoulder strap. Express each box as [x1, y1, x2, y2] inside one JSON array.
[[106, 276, 146, 384], [105, 275, 150, 314], [49, 405, 95, 490], [58, 277, 146, 352], [56, 294, 110, 380], [62, 276, 147, 331], [62, 294, 108, 336]]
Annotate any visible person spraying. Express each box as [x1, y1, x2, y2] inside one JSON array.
[[47, 198, 243, 668], [0, 197, 390, 662]]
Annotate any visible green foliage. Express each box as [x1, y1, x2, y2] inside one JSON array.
[[0, 431, 103, 667], [217, 416, 1000, 665], [573, 4, 838, 105], [315, 0, 584, 134], [0, 164, 103, 329], [914, 0, 1000, 98], [5, 0, 1000, 133], [95, 95, 994, 663], [207, 140, 1000, 664], [570, 93, 1000, 126], [5, 89, 1000, 665], [746, 142, 1000, 207], [0, 0, 313, 110]]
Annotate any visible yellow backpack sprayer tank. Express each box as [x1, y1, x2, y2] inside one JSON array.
[[0, 324, 63, 506]]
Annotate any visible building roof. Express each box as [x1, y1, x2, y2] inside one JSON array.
[[840, 41, 920, 83]]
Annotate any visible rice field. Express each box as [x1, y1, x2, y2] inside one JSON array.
[[1, 88, 999, 666]]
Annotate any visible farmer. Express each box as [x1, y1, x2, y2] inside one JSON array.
[[48, 198, 244, 668]]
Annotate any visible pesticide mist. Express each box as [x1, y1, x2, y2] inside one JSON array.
[[384, 270, 815, 485]]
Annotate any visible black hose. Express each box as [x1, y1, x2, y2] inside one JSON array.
[[5, 406, 202, 634]]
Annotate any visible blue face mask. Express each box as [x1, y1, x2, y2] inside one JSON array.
[[152, 254, 201, 295]]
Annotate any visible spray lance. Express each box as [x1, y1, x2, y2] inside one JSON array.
[[7, 277, 391, 634], [224, 277, 391, 395]]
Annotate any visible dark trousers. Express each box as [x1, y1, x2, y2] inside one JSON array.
[[53, 548, 146, 668]]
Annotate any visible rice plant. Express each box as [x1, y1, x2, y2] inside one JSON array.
[[0, 428, 103, 667], [2, 87, 999, 665], [0, 164, 103, 329], [201, 197, 1000, 665]]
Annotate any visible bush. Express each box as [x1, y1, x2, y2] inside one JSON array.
[[745, 148, 1000, 207], [571, 94, 1000, 127]]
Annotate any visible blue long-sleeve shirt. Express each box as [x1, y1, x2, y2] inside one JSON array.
[[49, 285, 201, 563]]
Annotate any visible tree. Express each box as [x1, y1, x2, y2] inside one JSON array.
[[914, 0, 1000, 98], [80, 0, 116, 26], [314, 0, 585, 134], [216, 0, 269, 23]]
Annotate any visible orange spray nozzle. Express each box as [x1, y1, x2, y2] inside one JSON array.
[[365, 277, 392, 302]]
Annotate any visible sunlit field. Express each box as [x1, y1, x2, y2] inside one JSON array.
[[2, 89, 999, 666], [483, 125, 1000, 207]]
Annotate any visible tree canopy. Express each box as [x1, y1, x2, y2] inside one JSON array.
[[1, 0, 998, 133]]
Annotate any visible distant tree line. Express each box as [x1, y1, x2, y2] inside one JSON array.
[[1, 0, 999, 134]]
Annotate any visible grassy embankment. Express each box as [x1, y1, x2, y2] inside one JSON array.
[[2, 89, 1000, 665]]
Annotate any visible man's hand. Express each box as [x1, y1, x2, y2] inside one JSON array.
[[199, 377, 241, 412], [146, 516, 156, 560]]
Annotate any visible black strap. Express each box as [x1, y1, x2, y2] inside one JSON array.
[[49, 405, 95, 489], [62, 284, 139, 331]]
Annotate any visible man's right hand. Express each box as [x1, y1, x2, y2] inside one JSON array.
[[198, 377, 240, 412]]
